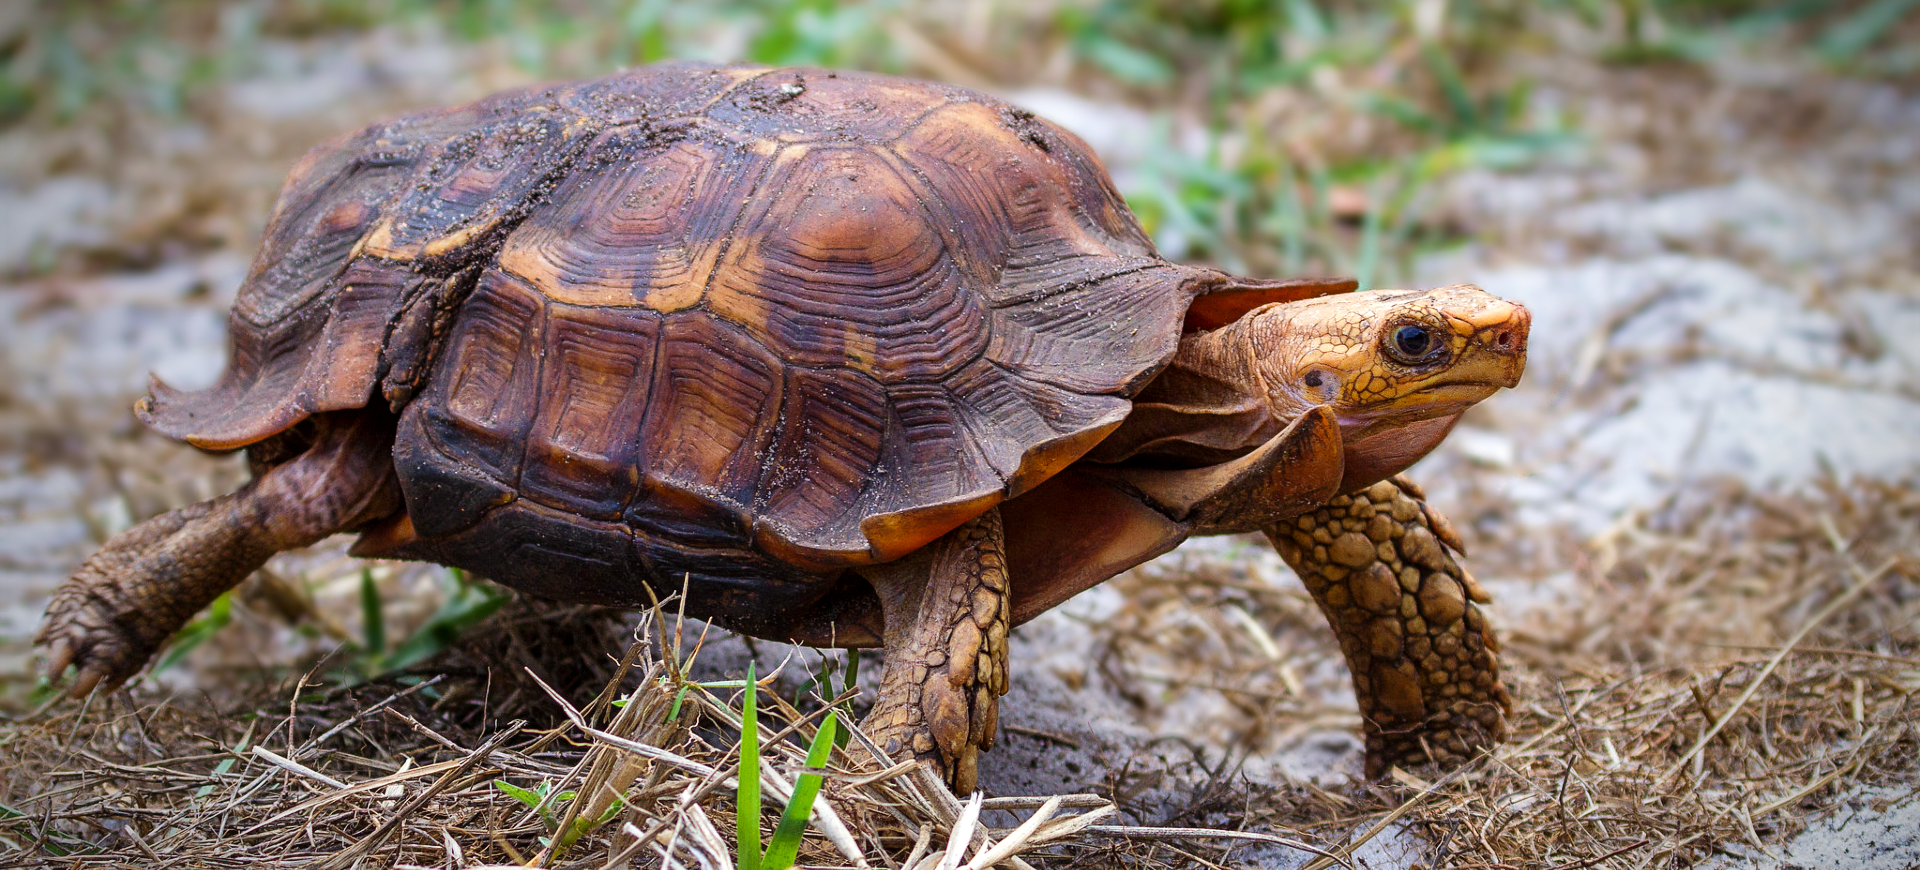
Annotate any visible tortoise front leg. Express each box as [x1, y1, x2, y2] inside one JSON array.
[[1265, 477, 1510, 778], [861, 508, 1011, 794], [38, 411, 402, 697]]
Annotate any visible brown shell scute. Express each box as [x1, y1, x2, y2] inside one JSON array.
[[706, 146, 983, 380], [359, 107, 603, 263], [499, 133, 753, 310], [141, 257, 439, 451], [559, 61, 765, 125], [700, 68, 956, 145]]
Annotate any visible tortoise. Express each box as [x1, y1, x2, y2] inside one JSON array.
[[39, 62, 1529, 791]]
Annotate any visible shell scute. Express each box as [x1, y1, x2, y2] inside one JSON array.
[[889, 101, 1155, 293], [882, 382, 1001, 502], [143, 258, 436, 450], [231, 127, 414, 329], [422, 269, 546, 486], [361, 107, 601, 263], [634, 313, 785, 514], [561, 60, 764, 124], [500, 130, 757, 309], [151, 63, 1253, 588], [985, 264, 1194, 393], [707, 146, 984, 383], [516, 301, 663, 519], [702, 67, 954, 146], [758, 366, 891, 555]]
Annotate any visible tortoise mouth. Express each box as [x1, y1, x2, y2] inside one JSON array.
[[1335, 381, 1500, 438]]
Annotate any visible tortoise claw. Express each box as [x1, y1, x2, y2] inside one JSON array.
[[37, 586, 149, 698], [69, 660, 118, 700]]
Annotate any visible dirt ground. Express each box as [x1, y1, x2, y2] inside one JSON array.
[[1, 14, 1917, 870]]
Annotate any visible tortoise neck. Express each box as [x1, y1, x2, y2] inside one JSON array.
[[1086, 315, 1286, 467]]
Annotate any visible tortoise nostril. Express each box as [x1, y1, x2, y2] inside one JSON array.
[[1494, 330, 1512, 349]]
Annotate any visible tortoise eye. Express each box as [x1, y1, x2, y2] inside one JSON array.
[[1387, 324, 1441, 364]]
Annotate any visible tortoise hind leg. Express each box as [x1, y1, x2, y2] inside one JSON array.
[[38, 411, 402, 697], [860, 508, 1011, 793], [1264, 476, 1511, 778]]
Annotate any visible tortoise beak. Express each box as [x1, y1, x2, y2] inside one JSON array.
[[1432, 290, 1529, 391], [1466, 296, 1530, 387]]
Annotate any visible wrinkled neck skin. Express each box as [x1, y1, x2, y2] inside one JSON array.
[[1084, 316, 1288, 467]]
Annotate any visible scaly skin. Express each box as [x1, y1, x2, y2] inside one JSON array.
[[863, 509, 1011, 793], [1266, 476, 1510, 777], [38, 412, 402, 696]]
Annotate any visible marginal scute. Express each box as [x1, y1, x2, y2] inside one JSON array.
[[862, 491, 1004, 564], [1003, 412, 1129, 498], [143, 258, 437, 450], [1181, 276, 1359, 332]]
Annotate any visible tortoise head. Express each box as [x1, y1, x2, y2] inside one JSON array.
[[1248, 283, 1530, 488]]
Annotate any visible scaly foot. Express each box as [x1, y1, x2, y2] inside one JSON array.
[[1267, 476, 1510, 777], [861, 509, 1011, 793], [38, 411, 402, 697]]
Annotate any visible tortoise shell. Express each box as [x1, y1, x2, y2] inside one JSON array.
[[140, 62, 1344, 638]]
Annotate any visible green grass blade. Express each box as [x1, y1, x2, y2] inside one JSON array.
[[841, 650, 859, 695], [1818, 0, 1920, 61], [493, 779, 545, 810], [384, 570, 509, 671], [358, 568, 385, 659], [0, 799, 89, 856], [666, 684, 693, 722], [762, 711, 838, 870], [1081, 35, 1175, 85], [195, 731, 250, 799], [834, 651, 860, 748], [736, 662, 763, 870], [1421, 42, 1479, 132], [155, 591, 233, 673], [1353, 173, 1390, 292], [1283, 0, 1330, 42]]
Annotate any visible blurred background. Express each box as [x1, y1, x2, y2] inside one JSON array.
[[1, 1, 1917, 866]]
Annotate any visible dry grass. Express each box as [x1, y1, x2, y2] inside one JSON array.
[[1059, 479, 1919, 869], [0, 600, 1332, 869], [1391, 478, 1920, 868], [1, 478, 1912, 869]]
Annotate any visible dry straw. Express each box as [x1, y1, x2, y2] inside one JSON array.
[[0, 479, 1913, 868]]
